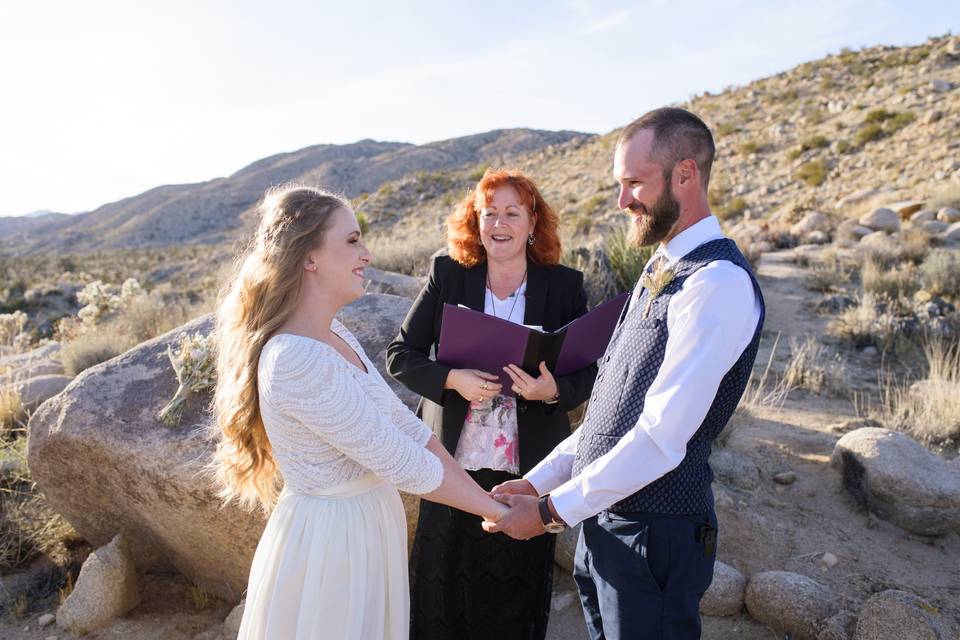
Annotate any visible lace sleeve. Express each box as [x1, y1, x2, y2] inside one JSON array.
[[271, 341, 444, 495]]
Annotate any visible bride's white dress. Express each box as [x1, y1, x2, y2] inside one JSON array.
[[237, 320, 444, 640]]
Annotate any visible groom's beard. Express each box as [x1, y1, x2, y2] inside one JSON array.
[[626, 176, 681, 247]]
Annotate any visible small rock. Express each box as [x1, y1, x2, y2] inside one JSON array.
[[3, 375, 72, 412], [807, 230, 830, 244], [943, 221, 960, 243], [859, 208, 901, 232], [821, 553, 838, 568], [922, 220, 949, 234], [224, 599, 245, 638], [910, 209, 936, 223], [850, 225, 873, 238], [56, 533, 140, 635], [861, 346, 878, 356], [791, 211, 830, 235], [38, 613, 55, 627], [745, 571, 840, 640], [923, 110, 944, 125], [938, 207, 960, 223], [930, 79, 954, 93], [774, 472, 797, 485], [818, 294, 856, 314], [700, 561, 747, 616], [855, 590, 956, 639]]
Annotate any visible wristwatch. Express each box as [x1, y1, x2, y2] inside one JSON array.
[[538, 496, 566, 534]]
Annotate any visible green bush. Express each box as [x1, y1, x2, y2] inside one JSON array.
[[604, 224, 656, 293], [864, 108, 894, 124], [886, 111, 915, 133], [796, 160, 828, 187], [920, 250, 960, 300], [800, 135, 830, 152], [715, 197, 749, 220], [854, 123, 885, 146]]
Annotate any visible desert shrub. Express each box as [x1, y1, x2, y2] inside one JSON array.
[[920, 250, 960, 300], [854, 123, 885, 146], [886, 111, 915, 133], [715, 121, 740, 137], [367, 233, 443, 277], [796, 160, 828, 187], [604, 224, 655, 293], [829, 293, 900, 350], [834, 139, 853, 154], [355, 211, 370, 236], [874, 338, 960, 444], [61, 330, 128, 376], [0, 386, 25, 437], [786, 147, 803, 161], [781, 335, 846, 396], [0, 310, 28, 350], [864, 108, 895, 124], [863, 228, 929, 268], [468, 163, 491, 182], [800, 135, 830, 152], [714, 197, 748, 220], [926, 185, 960, 212], [739, 140, 762, 155], [580, 194, 608, 215], [862, 257, 921, 301], [803, 252, 854, 292]]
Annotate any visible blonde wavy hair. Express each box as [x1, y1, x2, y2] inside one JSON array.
[[211, 184, 349, 512]]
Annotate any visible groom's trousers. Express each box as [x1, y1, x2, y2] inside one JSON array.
[[573, 510, 717, 640]]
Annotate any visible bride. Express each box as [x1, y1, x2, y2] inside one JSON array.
[[210, 184, 508, 639]]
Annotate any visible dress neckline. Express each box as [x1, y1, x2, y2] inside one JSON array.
[[271, 325, 369, 375]]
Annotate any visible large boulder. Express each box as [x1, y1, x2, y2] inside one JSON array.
[[56, 533, 140, 634], [700, 560, 746, 616], [858, 208, 901, 233], [362, 266, 425, 299], [745, 571, 840, 640], [5, 374, 72, 410], [830, 428, 960, 535], [854, 590, 956, 640], [27, 293, 417, 601]]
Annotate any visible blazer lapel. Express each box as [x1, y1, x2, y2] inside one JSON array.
[[464, 262, 487, 312], [523, 261, 548, 329]]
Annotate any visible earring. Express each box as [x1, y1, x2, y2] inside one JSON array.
[[527, 233, 535, 246]]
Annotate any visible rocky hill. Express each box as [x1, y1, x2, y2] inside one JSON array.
[[0, 129, 584, 255]]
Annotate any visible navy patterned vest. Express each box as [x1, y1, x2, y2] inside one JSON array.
[[571, 238, 765, 515]]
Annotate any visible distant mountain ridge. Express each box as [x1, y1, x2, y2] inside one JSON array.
[[0, 129, 585, 255]]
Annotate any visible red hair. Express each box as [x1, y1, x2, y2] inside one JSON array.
[[447, 168, 562, 268]]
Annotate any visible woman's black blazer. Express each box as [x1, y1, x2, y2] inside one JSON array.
[[386, 255, 598, 475]]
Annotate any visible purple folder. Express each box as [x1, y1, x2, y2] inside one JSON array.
[[437, 292, 629, 395]]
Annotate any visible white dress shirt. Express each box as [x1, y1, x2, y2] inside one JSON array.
[[525, 215, 762, 526]]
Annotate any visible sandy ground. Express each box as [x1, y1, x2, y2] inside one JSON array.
[[3, 248, 958, 639]]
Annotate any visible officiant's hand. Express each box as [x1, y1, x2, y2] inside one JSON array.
[[503, 362, 558, 402], [445, 369, 502, 403], [481, 494, 545, 540]]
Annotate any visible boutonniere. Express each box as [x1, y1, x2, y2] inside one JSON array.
[[639, 263, 675, 319]]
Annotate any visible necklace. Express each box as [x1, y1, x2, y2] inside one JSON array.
[[486, 268, 527, 323]]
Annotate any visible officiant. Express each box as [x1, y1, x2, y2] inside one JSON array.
[[386, 168, 597, 640]]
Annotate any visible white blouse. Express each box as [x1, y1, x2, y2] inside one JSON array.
[[258, 320, 444, 496]]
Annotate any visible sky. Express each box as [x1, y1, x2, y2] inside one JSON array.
[[1, 0, 958, 217]]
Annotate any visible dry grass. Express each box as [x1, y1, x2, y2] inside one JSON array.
[[920, 250, 960, 300], [61, 293, 204, 376], [862, 259, 920, 301], [186, 583, 214, 611], [802, 250, 854, 293], [872, 338, 960, 445], [780, 336, 846, 396], [366, 232, 444, 277], [58, 571, 75, 604], [926, 184, 960, 212], [828, 293, 900, 350]]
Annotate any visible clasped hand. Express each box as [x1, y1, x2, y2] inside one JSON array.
[[447, 362, 557, 403], [480, 479, 548, 541]]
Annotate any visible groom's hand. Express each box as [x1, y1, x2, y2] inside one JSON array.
[[488, 478, 537, 499], [481, 494, 545, 540]]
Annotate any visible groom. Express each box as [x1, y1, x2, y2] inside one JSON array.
[[484, 107, 765, 639]]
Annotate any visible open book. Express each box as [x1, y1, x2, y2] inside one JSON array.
[[437, 292, 629, 395]]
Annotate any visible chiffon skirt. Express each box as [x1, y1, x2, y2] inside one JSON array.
[[238, 474, 409, 640]]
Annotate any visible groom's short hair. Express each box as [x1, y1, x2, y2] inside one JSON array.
[[618, 108, 715, 188]]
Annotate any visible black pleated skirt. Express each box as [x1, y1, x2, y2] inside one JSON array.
[[409, 468, 556, 640]]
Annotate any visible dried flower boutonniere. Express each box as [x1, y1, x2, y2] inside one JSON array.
[[639, 262, 675, 319]]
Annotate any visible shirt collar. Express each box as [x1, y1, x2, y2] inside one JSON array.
[[653, 215, 724, 267]]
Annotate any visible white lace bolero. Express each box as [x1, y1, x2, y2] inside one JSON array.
[[257, 320, 444, 495]]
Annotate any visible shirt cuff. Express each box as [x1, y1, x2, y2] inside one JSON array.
[[525, 461, 565, 497], [545, 476, 595, 527]]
